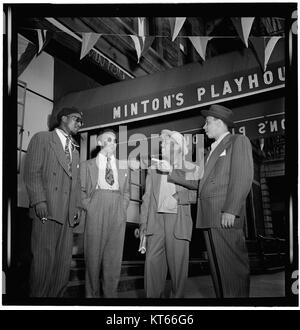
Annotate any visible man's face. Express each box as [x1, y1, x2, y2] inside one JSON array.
[[63, 113, 83, 135], [99, 132, 117, 154], [203, 116, 220, 139]]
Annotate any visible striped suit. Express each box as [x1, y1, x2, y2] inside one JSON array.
[[168, 134, 254, 298], [79, 158, 131, 298], [24, 130, 82, 297]]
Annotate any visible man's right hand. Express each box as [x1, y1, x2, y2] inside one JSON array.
[[34, 201, 48, 220], [153, 159, 172, 173]]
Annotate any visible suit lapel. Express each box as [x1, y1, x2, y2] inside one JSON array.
[[71, 148, 79, 181], [50, 131, 71, 176], [199, 134, 232, 192]]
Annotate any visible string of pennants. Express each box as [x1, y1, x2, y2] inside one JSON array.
[[24, 17, 284, 73]]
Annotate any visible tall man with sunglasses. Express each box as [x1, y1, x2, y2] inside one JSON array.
[[24, 107, 84, 297]]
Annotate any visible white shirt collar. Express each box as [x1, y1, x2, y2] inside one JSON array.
[[211, 131, 230, 151], [98, 152, 116, 161], [55, 128, 67, 140]]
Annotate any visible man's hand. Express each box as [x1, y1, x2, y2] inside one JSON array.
[[221, 212, 236, 228], [153, 159, 172, 173], [172, 192, 179, 202], [74, 209, 81, 226], [34, 202, 48, 220]]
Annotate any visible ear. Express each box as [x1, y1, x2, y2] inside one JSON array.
[[97, 137, 103, 147]]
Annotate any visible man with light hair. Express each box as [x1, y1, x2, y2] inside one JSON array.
[[139, 129, 199, 298], [80, 129, 131, 298]]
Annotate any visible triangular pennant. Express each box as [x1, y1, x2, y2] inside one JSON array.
[[80, 33, 102, 60], [264, 36, 281, 71], [130, 35, 144, 63], [130, 35, 155, 63], [249, 37, 266, 72], [141, 36, 155, 56], [169, 17, 186, 41], [37, 29, 48, 54], [138, 17, 146, 37], [231, 17, 255, 47], [188, 36, 213, 61]]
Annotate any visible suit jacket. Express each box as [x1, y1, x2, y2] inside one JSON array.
[[75, 157, 131, 234], [168, 134, 254, 229], [24, 130, 82, 226], [140, 168, 197, 241]]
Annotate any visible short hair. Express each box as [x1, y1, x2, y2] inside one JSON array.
[[97, 129, 117, 142]]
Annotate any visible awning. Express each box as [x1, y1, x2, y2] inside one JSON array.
[[52, 38, 285, 131]]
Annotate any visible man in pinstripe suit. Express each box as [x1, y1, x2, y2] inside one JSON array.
[[159, 104, 254, 298], [24, 107, 83, 297]]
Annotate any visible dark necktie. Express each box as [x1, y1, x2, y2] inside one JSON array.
[[105, 157, 114, 186], [65, 137, 72, 175]]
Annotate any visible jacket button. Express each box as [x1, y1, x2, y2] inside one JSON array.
[[55, 187, 58, 191], [53, 172, 56, 176]]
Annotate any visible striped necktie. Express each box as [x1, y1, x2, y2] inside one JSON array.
[[105, 157, 114, 186], [65, 137, 72, 175]]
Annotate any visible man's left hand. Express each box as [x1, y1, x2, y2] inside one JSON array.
[[221, 212, 235, 228], [74, 209, 81, 226]]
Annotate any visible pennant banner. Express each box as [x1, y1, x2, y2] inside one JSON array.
[[169, 17, 186, 41], [250, 37, 282, 71], [37, 29, 48, 54], [130, 35, 155, 63], [188, 36, 213, 61], [231, 17, 255, 47], [264, 37, 282, 71], [138, 17, 146, 37], [249, 37, 265, 71], [80, 33, 102, 60]]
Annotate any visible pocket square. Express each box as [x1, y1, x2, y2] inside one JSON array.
[[220, 150, 226, 157]]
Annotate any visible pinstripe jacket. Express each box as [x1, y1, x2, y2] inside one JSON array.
[[24, 130, 82, 226], [168, 134, 254, 229], [140, 168, 197, 241]]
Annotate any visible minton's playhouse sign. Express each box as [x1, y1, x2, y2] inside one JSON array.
[[109, 62, 285, 125]]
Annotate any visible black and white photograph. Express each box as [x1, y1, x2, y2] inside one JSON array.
[[1, 1, 299, 312]]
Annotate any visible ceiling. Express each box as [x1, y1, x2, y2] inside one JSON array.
[[17, 16, 285, 86]]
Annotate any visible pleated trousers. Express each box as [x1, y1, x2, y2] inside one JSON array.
[[84, 189, 126, 298], [144, 213, 189, 298], [203, 228, 250, 298], [29, 214, 73, 297]]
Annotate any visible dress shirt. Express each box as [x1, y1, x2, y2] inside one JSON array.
[[157, 173, 178, 214], [55, 128, 72, 160], [96, 152, 119, 190]]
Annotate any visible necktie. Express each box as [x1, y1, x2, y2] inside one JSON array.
[[105, 157, 114, 185], [65, 137, 72, 175]]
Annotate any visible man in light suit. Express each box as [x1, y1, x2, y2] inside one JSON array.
[[80, 130, 131, 298], [140, 130, 198, 298], [160, 104, 254, 298], [24, 107, 83, 297]]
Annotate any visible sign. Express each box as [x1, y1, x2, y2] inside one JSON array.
[[232, 113, 285, 139], [87, 49, 128, 81], [82, 62, 284, 129]]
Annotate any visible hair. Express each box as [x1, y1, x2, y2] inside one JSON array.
[[97, 129, 117, 142]]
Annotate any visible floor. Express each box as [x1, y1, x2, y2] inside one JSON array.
[[118, 271, 285, 299]]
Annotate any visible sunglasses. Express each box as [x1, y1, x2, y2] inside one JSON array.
[[69, 115, 84, 125]]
